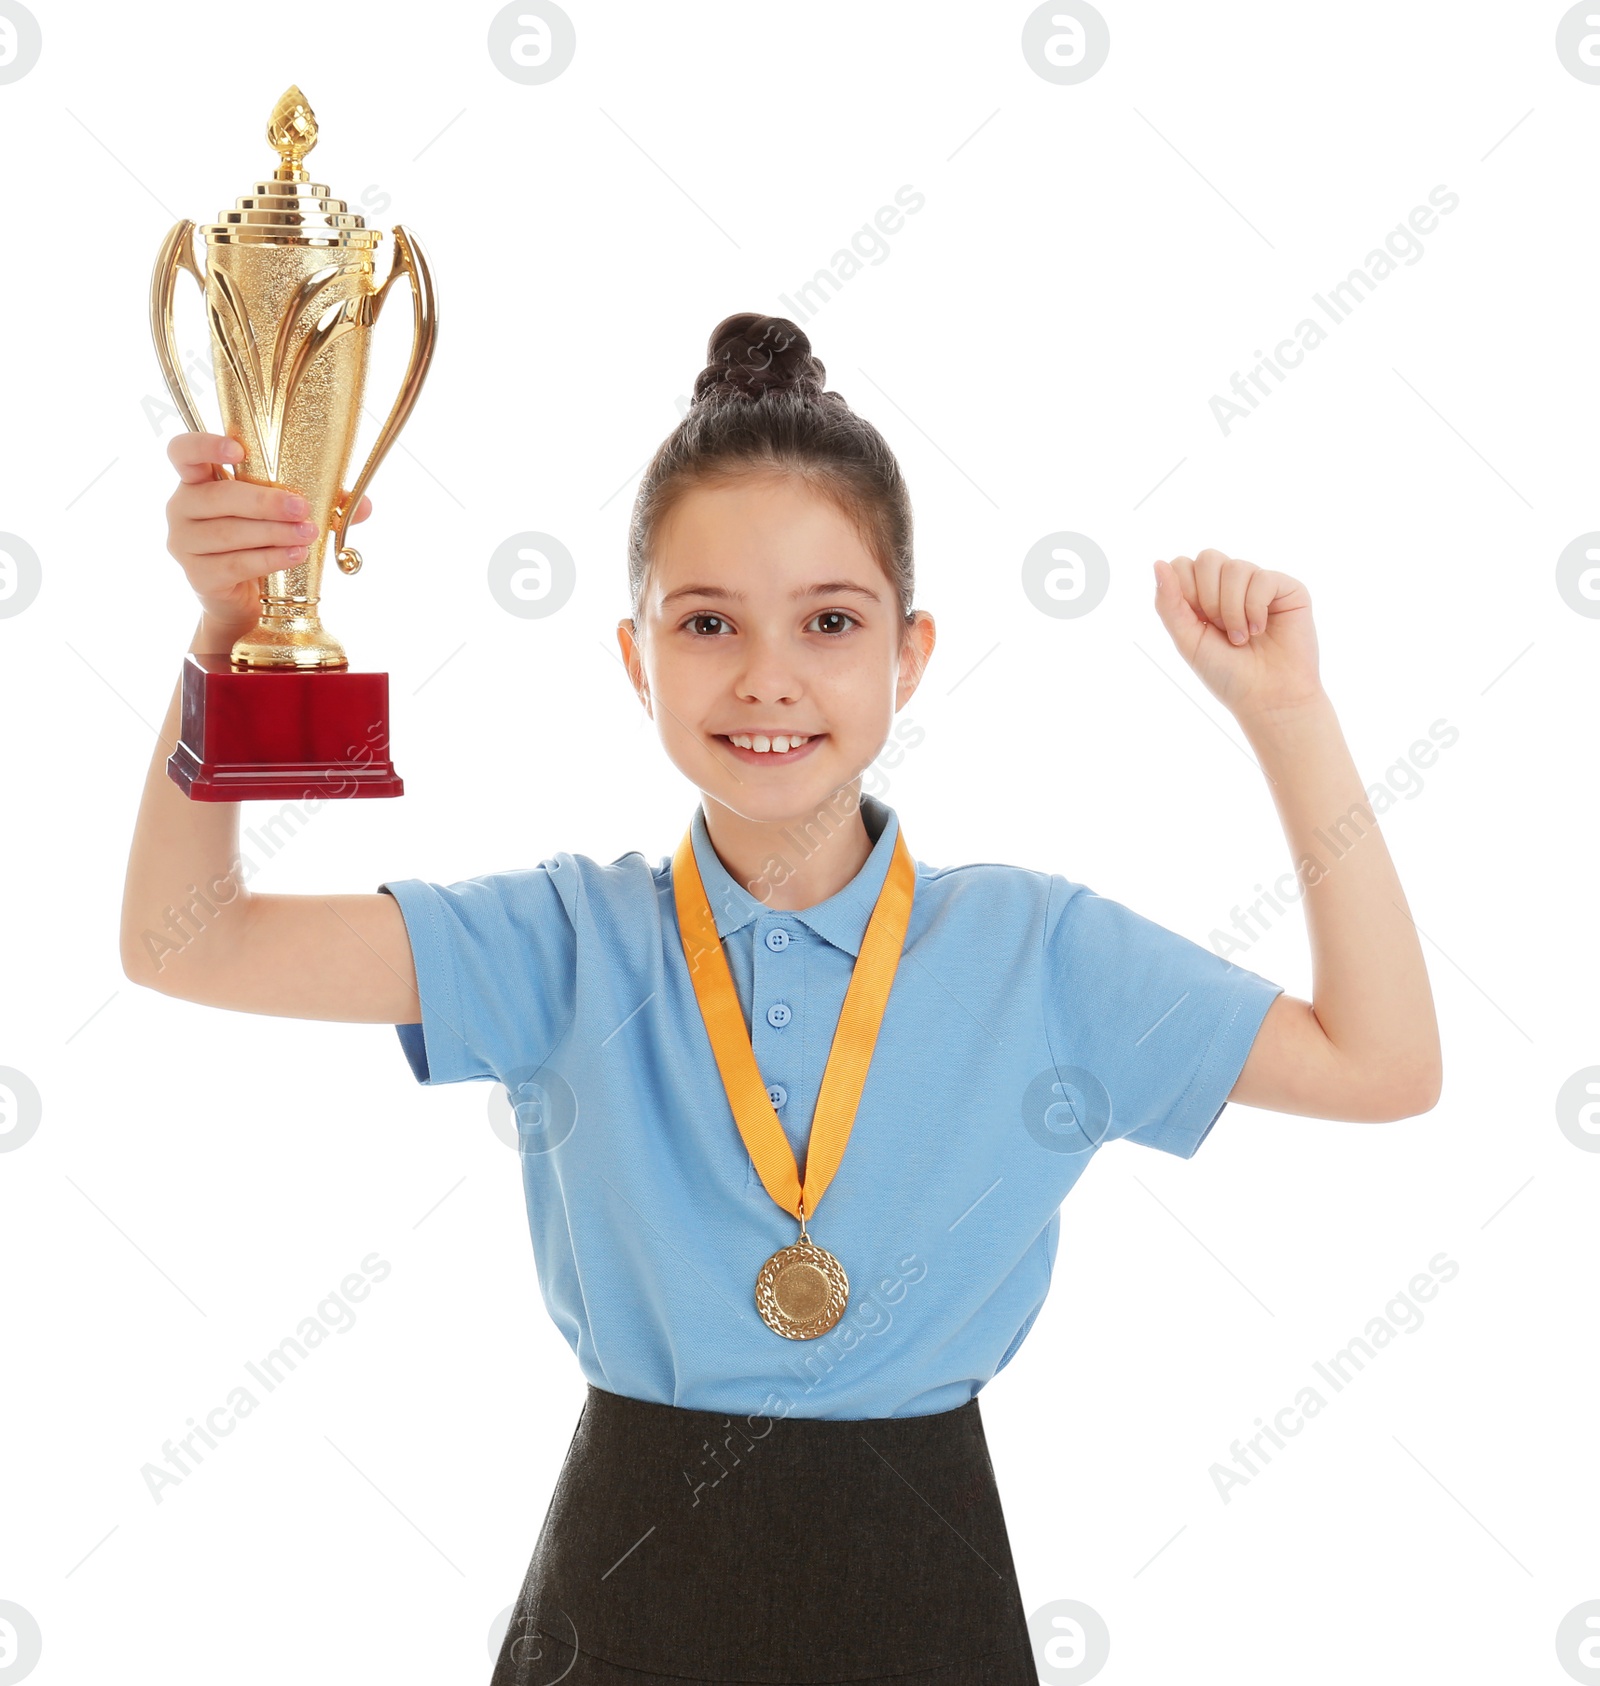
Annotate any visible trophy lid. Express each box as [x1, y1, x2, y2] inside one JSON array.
[[201, 86, 382, 249]]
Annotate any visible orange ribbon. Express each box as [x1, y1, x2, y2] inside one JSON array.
[[672, 814, 916, 1223]]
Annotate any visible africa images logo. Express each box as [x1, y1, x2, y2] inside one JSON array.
[[1209, 186, 1460, 437]]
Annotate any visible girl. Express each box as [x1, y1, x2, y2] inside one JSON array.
[[122, 312, 1442, 1685]]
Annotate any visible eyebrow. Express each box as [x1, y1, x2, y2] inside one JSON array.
[[659, 579, 884, 609]]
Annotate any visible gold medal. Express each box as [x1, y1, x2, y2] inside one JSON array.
[[672, 808, 916, 1341], [755, 1207, 851, 1340]]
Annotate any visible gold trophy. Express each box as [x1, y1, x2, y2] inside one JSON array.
[[151, 84, 436, 799]]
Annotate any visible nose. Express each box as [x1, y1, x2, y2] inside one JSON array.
[[732, 627, 806, 705]]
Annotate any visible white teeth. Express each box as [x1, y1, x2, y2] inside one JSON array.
[[727, 733, 811, 753]]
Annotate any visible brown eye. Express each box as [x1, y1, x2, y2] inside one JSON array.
[[686, 614, 728, 635], [809, 611, 858, 635]]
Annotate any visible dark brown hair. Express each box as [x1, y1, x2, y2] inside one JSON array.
[[626, 313, 915, 634]]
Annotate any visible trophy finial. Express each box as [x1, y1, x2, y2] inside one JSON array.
[[267, 85, 318, 180]]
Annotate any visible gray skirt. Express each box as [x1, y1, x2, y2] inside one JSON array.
[[491, 1383, 1039, 1685]]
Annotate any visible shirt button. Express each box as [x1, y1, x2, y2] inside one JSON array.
[[767, 1083, 788, 1109], [766, 1001, 792, 1028], [764, 927, 791, 951]]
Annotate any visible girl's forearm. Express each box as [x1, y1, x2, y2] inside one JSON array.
[[118, 615, 250, 991], [1240, 691, 1442, 1102]]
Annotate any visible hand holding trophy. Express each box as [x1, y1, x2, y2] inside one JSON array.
[[150, 84, 437, 800]]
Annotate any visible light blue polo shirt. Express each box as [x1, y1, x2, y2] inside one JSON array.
[[379, 793, 1283, 1420]]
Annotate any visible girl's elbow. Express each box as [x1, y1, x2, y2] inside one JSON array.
[[1369, 1061, 1443, 1122]]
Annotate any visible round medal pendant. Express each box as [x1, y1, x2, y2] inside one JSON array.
[[755, 1233, 849, 1340]]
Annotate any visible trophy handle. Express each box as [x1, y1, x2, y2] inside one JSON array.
[[149, 220, 238, 485], [332, 224, 438, 576]]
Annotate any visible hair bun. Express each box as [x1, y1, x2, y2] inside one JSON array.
[[692, 312, 841, 406]]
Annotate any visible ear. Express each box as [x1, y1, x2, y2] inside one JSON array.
[[616, 618, 653, 716], [896, 609, 936, 703]]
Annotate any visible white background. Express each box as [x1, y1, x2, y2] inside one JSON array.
[[1, 2, 1595, 1682]]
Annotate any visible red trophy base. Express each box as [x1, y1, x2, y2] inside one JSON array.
[[167, 653, 404, 802]]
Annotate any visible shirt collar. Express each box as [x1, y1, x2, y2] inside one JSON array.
[[688, 794, 902, 958]]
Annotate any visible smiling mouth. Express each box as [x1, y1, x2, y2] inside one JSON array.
[[715, 732, 824, 760]]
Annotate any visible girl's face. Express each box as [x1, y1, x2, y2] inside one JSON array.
[[617, 471, 935, 827]]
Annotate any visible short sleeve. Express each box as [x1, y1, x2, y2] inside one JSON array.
[[378, 867, 576, 1087], [1041, 875, 1284, 1158]]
